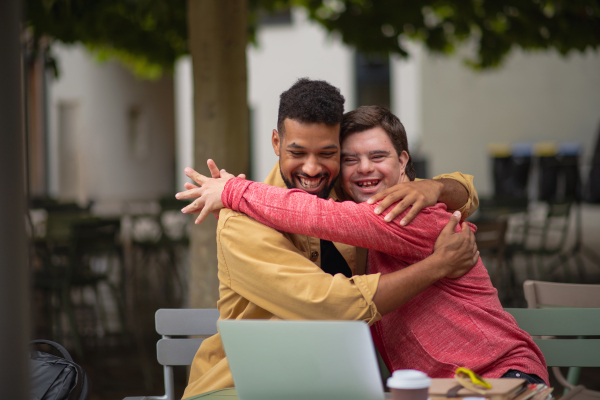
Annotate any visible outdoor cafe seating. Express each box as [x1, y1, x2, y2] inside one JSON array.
[[473, 141, 600, 305], [30, 196, 191, 366]]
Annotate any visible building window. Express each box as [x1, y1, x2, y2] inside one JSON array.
[[355, 52, 391, 109], [258, 8, 292, 26]]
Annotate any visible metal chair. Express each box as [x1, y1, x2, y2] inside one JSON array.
[[474, 218, 509, 289], [124, 308, 220, 400], [505, 201, 576, 281], [523, 280, 600, 394], [35, 214, 131, 358], [504, 307, 600, 399]]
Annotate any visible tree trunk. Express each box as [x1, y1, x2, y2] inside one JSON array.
[[187, 0, 249, 308], [0, 0, 30, 398]]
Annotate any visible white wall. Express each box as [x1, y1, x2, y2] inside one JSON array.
[[247, 8, 355, 181], [391, 43, 423, 154], [48, 44, 175, 203], [419, 47, 600, 195]]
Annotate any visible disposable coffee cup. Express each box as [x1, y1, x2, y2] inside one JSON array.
[[387, 369, 431, 400]]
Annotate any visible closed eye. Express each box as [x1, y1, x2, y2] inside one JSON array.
[[321, 152, 337, 158]]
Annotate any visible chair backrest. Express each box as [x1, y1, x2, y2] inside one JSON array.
[[142, 309, 220, 400], [155, 308, 220, 366], [504, 308, 600, 367], [523, 280, 600, 392], [524, 280, 600, 308]]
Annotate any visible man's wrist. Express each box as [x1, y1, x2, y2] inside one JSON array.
[[423, 252, 450, 281]]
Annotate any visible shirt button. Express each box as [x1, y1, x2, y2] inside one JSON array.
[[310, 251, 319, 261]]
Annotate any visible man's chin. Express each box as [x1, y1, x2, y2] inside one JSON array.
[[296, 182, 334, 199], [281, 172, 337, 199], [351, 192, 372, 203]]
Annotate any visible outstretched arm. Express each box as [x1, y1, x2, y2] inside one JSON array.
[[178, 168, 477, 266], [221, 178, 436, 258], [366, 173, 478, 225]]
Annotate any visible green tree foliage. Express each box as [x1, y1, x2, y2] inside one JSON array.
[[27, 0, 188, 79], [27, 0, 600, 78], [301, 0, 600, 68]]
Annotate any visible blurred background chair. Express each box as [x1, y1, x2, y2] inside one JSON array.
[[524, 280, 600, 395], [505, 201, 576, 282], [474, 218, 509, 289], [129, 197, 190, 310], [34, 214, 126, 358]]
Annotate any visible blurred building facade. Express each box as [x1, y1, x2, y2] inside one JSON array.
[[172, 7, 600, 198], [41, 7, 600, 201], [44, 43, 176, 206], [175, 7, 423, 188]]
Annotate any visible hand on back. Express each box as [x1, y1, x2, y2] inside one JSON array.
[[432, 211, 479, 279], [367, 179, 444, 225]]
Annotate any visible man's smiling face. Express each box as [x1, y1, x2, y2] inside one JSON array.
[[273, 118, 340, 199], [341, 126, 408, 203]]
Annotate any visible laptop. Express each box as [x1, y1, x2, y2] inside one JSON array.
[[219, 320, 386, 400]]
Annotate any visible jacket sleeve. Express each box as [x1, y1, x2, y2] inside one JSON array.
[[216, 210, 382, 325], [432, 172, 479, 218]]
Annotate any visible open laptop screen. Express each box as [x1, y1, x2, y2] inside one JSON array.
[[219, 320, 385, 400]]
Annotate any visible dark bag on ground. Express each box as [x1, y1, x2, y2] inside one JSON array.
[[29, 340, 90, 400]]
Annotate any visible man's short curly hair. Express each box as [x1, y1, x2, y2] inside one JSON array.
[[277, 78, 345, 136]]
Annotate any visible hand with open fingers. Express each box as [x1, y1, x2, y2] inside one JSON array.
[[432, 211, 479, 279], [367, 179, 444, 225], [175, 160, 246, 220], [174, 163, 236, 224]]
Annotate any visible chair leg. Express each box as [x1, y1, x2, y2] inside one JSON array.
[[526, 255, 536, 281], [94, 284, 110, 335], [563, 367, 582, 395], [61, 288, 84, 359], [48, 290, 62, 343], [542, 252, 570, 281], [106, 281, 128, 336], [504, 256, 518, 306], [574, 253, 587, 283], [561, 253, 574, 282]]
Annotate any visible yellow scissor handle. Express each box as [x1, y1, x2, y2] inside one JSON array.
[[455, 367, 492, 389]]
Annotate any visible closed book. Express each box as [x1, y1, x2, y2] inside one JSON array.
[[429, 378, 527, 400]]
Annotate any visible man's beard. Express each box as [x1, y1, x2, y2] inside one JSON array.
[[280, 169, 339, 199]]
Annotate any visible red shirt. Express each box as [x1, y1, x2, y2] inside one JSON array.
[[222, 178, 548, 383]]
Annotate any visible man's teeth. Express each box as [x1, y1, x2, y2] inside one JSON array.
[[357, 180, 380, 188], [298, 176, 322, 189]]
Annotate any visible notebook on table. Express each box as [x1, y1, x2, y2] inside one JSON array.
[[429, 378, 535, 400], [219, 320, 386, 400]]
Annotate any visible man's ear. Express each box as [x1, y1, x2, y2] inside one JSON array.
[[399, 150, 409, 170], [272, 129, 281, 156]]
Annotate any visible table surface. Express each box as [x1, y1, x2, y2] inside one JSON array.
[[187, 388, 395, 400]]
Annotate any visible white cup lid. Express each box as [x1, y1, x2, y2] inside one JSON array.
[[387, 369, 432, 389]]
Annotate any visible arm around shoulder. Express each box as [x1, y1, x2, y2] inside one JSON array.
[[433, 172, 479, 218]]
